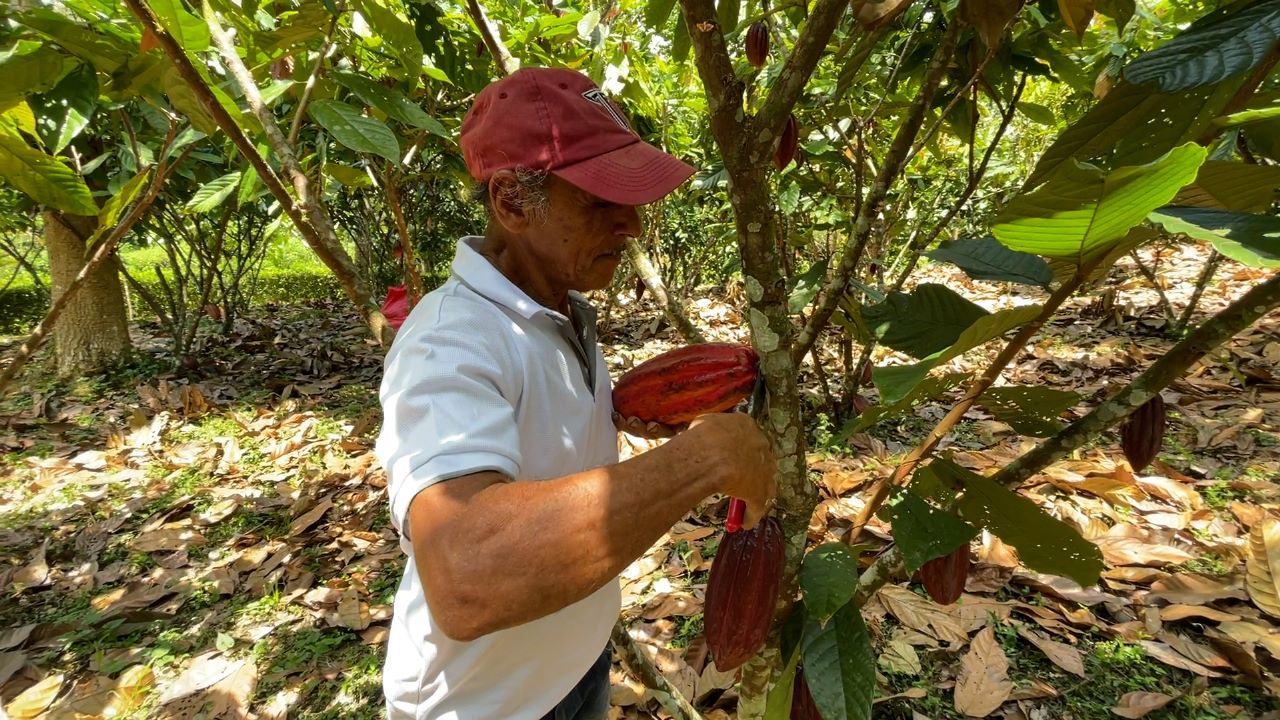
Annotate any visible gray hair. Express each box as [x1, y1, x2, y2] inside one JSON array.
[[472, 167, 550, 224]]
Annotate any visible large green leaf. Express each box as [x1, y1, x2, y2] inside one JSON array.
[[717, 0, 741, 33], [995, 144, 1207, 263], [0, 128, 96, 214], [186, 171, 241, 213], [162, 67, 217, 135], [358, 0, 423, 82], [801, 602, 874, 720], [672, 14, 691, 62], [150, 0, 210, 53], [927, 237, 1054, 288], [92, 169, 151, 241], [1096, 0, 1135, 31], [839, 373, 970, 438], [788, 258, 829, 314], [932, 458, 1104, 586], [308, 100, 401, 163], [0, 46, 71, 102], [979, 386, 1081, 437], [645, 0, 678, 28], [860, 284, 990, 360], [799, 543, 861, 623], [873, 305, 1042, 405], [1024, 80, 1239, 188], [1123, 2, 1280, 92], [880, 490, 978, 572], [29, 64, 97, 154], [763, 637, 802, 720], [17, 9, 130, 74], [1149, 207, 1280, 269], [1173, 160, 1280, 213], [332, 71, 448, 137]]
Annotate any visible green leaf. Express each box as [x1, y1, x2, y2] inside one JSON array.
[[0, 46, 71, 102], [672, 14, 691, 62], [1, 101, 38, 139], [800, 543, 861, 623], [934, 457, 1104, 586], [927, 237, 1054, 288], [645, 0, 678, 28], [880, 490, 978, 572], [995, 144, 1207, 263], [29, 64, 98, 154], [18, 10, 130, 73], [308, 100, 401, 163], [1149, 207, 1280, 270], [1016, 101, 1056, 126], [92, 168, 151, 240], [1173, 160, 1280, 213], [324, 163, 373, 188], [1096, 0, 1134, 31], [237, 165, 262, 206], [162, 67, 217, 135], [979, 386, 1081, 437], [763, 636, 802, 720], [873, 305, 1042, 405], [185, 171, 241, 213], [1123, 2, 1280, 92], [358, 0, 423, 81], [839, 373, 970, 438], [332, 71, 448, 136], [1024, 80, 1239, 189], [801, 602, 874, 720], [788, 258, 828, 314], [1216, 99, 1280, 128], [0, 128, 96, 214], [860, 284, 990, 360], [149, 0, 211, 53], [718, 0, 741, 33]]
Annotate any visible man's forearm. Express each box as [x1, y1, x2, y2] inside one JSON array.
[[413, 432, 722, 640]]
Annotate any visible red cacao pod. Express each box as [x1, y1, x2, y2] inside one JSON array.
[[919, 543, 970, 605], [612, 343, 759, 425], [774, 114, 799, 170], [791, 666, 821, 720], [1120, 394, 1166, 472], [746, 21, 769, 68], [705, 517, 785, 670]]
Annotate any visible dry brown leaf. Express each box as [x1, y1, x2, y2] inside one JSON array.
[[159, 652, 242, 705], [1158, 605, 1241, 623], [207, 658, 257, 720], [877, 585, 969, 644], [12, 540, 50, 591], [642, 591, 702, 620], [288, 497, 334, 537], [1016, 626, 1084, 677], [879, 637, 922, 675], [954, 626, 1013, 717], [1135, 476, 1202, 509], [129, 527, 206, 553], [0, 650, 25, 687], [108, 664, 155, 715], [1138, 640, 1221, 677], [5, 673, 64, 719], [1246, 518, 1280, 618], [1094, 537, 1196, 567], [0, 624, 36, 650], [1147, 573, 1247, 604], [1231, 502, 1267, 530], [1111, 691, 1174, 718], [337, 588, 371, 630]]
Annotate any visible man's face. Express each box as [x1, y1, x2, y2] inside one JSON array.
[[524, 175, 643, 293]]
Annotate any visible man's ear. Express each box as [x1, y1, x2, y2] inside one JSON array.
[[488, 170, 531, 234]]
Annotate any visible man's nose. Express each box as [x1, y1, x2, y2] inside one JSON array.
[[616, 205, 643, 238]]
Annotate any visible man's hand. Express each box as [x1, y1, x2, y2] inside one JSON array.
[[612, 412, 686, 439], [684, 413, 777, 529]]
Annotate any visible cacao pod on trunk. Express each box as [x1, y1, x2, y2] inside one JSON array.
[[612, 343, 759, 425], [791, 666, 821, 720], [850, 394, 872, 416], [746, 21, 769, 68], [1120, 394, 1166, 472], [704, 516, 785, 670], [919, 543, 970, 605], [774, 114, 799, 170]]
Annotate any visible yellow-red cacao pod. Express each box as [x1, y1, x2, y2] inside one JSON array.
[[612, 343, 759, 425], [1120, 394, 1166, 472], [774, 114, 799, 170], [704, 517, 785, 670], [919, 543, 970, 605], [746, 21, 769, 68]]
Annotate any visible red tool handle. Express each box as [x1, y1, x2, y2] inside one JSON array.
[[725, 498, 746, 533]]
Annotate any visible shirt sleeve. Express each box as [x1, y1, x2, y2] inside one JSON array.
[[376, 298, 523, 536]]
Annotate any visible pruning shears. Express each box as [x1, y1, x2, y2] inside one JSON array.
[[725, 375, 768, 533]]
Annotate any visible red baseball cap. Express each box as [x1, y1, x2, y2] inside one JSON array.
[[460, 67, 695, 206]]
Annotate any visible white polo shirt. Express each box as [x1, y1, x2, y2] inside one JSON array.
[[376, 236, 620, 720]]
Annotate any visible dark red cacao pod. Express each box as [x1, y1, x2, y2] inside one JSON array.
[[705, 516, 785, 671], [791, 666, 821, 720], [919, 543, 970, 605], [1120, 394, 1166, 472], [850, 394, 872, 417], [774, 114, 799, 170], [746, 21, 769, 68], [612, 343, 759, 425]]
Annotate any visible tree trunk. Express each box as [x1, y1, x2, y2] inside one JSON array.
[[44, 212, 131, 375]]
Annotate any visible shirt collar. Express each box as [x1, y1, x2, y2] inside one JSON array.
[[452, 236, 594, 323]]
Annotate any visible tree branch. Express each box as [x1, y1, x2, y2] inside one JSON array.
[[467, 0, 519, 75], [289, 15, 337, 147], [625, 237, 708, 344], [752, 0, 850, 146]]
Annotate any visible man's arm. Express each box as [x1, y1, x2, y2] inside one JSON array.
[[408, 413, 774, 642]]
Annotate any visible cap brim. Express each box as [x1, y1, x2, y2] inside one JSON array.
[[552, 140, 695, 206]]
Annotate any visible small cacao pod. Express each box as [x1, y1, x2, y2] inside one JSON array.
[[774, 114, 799, 170], [919, 543, 970, 605], [612, 343, 759, 425], [746, 21, 769, 68], [860, 363, 873, 385], [850, 394, 872, 416], [1120, 394, 1166, 472], [791, 666, 821, 720], [705, 516, 785, 670]]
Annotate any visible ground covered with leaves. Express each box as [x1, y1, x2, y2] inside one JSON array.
[[2, 246, 1279, 719]]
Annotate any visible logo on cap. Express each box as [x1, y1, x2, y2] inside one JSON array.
[[581, 88, 632, 132]]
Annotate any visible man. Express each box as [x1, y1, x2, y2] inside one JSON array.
[[376, 67, 777, 720]]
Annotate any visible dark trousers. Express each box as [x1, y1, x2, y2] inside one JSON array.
[[541, 648, 611, 720]]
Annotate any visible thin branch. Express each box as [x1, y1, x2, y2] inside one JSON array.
[[1129, 249, 1178, 325], [467, 0, 519, 75], [791, 22, 960, 363], [1175, 249, 1223, 334], [625, 237, 708, 344], [752, 0, 849, 146], [385, 166, 426, 306], [289, 16, 337, 147]]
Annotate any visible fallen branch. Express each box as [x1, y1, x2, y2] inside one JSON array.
[[625, 237, 708, 345], [611, 621, 704, 720]]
